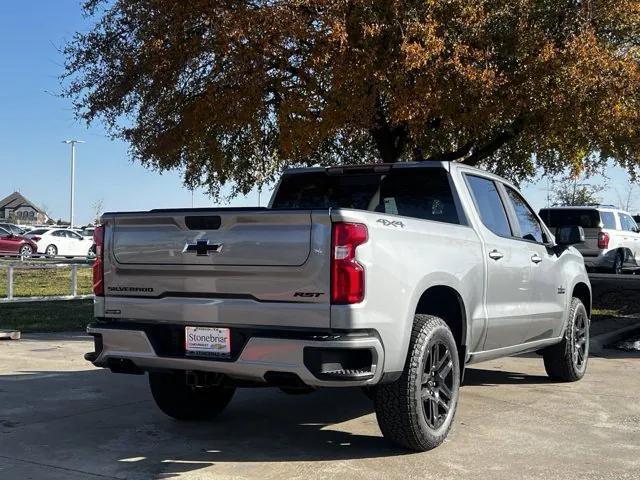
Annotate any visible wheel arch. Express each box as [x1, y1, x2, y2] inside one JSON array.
[[572, 281, 591, 318], [414, 285, 468, 349], [410, 284, 469, 379]]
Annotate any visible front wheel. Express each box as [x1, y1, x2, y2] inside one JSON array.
[[374, 315, 460, 451], [542, 297, 589, 382], [19, 244, 33, 258], [149, 371, 235, 420]]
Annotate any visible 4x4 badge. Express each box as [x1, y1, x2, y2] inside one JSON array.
[[377, 219, 405, 228]]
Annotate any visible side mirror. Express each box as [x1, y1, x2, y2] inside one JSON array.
[[556, 225, 585, 246]]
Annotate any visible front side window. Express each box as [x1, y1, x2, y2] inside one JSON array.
[[505, 187, 547, 243], [466, 175, 512, 237], [620, 214, 638, 232]]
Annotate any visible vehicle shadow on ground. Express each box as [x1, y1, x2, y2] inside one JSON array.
[[0, 369, 409, 479], [463, 367, 553, 386]]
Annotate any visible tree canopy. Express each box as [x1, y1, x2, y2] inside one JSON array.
[[64, 0, 640, 197]]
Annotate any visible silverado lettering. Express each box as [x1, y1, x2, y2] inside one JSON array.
[[107, 286, 154, 293]]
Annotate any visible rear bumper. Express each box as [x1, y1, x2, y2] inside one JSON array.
[[86, 323, 385, 387]]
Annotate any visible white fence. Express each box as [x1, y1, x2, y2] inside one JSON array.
[[1, 261, 94, 303]]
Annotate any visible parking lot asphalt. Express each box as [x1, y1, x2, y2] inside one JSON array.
[[0, 333, 639, 480]]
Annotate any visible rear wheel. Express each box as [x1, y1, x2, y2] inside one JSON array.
[[612, 251, 624, 274], [543, 297, 589, 382], [149, 371, 235, 420], [45, 244, 57, 258], [374, 315, 460, 451]]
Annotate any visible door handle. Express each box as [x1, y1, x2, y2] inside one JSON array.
[[531, 253, 543, 264], [489, 249, 504, 260]]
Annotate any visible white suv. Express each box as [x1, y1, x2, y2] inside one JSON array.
[[540, 205, 640, 274]]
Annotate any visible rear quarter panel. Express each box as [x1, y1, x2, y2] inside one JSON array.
[[330, 208, 485, 374]]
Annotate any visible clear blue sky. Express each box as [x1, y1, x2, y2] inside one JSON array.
[[0, 1, 637, 225]]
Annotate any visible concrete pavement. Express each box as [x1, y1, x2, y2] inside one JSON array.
[[0, 333, 639, 480]]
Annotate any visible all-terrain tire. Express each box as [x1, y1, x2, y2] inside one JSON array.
[[543, 297, 589, 382], [374, 315, 460, 451], [149, 371, 235, 420], [611, 250, 624, 275]]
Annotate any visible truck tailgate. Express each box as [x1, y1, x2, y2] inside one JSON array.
[[100, 209, 332, 328], [112, 210, 312, 266]]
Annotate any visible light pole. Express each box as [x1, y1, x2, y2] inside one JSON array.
[[62, 140, 84, 228]]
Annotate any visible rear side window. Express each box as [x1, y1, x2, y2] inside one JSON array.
[[271, 168, 460, 224], [465, 175, 512, 237], [600, 211, 616, 229], [505, 187, 547, 243], [539, 209, 601, 229]]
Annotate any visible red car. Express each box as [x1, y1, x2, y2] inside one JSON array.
[[0, 226, 37, 257]]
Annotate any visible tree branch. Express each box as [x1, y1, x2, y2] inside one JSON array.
[[464, 118, 525, 165]]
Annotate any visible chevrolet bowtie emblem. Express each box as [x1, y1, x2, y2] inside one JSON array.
[[183, 239, 223, 256]]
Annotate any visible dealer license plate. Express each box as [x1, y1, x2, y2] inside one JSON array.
[[185, 326, 231, 357]]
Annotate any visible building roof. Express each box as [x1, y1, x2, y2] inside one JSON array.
[[0, 191, 43, 213]]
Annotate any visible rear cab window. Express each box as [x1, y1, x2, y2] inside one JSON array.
[[539, 209, 602, 229], [271, 167, 462, 224]]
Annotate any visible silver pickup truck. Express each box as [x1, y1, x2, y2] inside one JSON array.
[[86, 161, 591, 451]]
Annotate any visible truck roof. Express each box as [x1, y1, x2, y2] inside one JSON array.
[[283, 160, 490, 176]]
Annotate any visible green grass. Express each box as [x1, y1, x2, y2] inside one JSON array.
[[0, 299, 94, 332], [592, 288, 640, 317], [0, 266, 92, 298]]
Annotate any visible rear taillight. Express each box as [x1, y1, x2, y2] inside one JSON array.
[[598, 231, 610, 249], [31, 236, 40, 242], [331, 222, 368, 304], [93, 225, 105, 296]]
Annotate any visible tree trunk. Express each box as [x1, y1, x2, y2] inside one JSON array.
[[370, 94, 409, 163], [371, 124, 408, 163]]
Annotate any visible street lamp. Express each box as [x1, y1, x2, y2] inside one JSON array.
[[62, 140, 85, 228]]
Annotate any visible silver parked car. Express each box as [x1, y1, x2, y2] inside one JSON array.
[[86, 162, 591, 451], [540, 205, 640, 274]]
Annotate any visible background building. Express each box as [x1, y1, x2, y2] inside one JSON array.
[[0, 191, 49, 225]]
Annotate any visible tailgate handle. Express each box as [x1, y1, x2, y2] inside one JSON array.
[[185, 216, 221, 230]]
